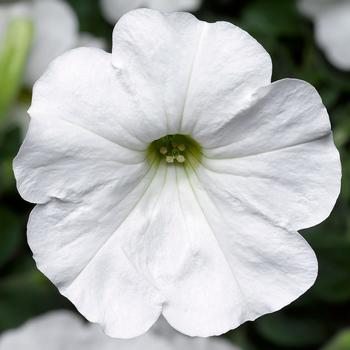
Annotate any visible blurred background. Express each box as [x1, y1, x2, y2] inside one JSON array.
[[0, 0, 349, 349]]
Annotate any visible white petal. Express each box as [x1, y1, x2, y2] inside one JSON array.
[[199, 79, 340, 230], [165, 162, 318, 336], [29, 47, 153, 149], [112, 9, 271, 136], [27, 161, 165, 338], [24, 0, 79, 86], [315, 2, 350, 70], [14, 116, 146, 204], [24, 156, 273, 337]]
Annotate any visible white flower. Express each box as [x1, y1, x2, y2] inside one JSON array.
[[0, 311, 239, 350], [77, 33, 107, 51], [14, 9, 341, 339], [100, 0, 201, 24], [298, 0, 350, 70], [0, 0, 105, 87]]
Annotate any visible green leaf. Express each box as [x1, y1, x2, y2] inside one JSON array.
[[255, 313, 328, 347], [240, 0, 302, 37], [67, 0, 112, 40], [322, 329, 350, 350], [0, 18, 33, 124], [304, 208, 350, 303], [313, 238, 350, 303], [0, 208, 22, 268], [0, 266, 72, 331]]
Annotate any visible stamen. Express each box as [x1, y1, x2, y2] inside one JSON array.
[[159, 147, 168, 155], [166, 156, 175, 163], [148, 134, 201, 166], [176, 155, 185, 163]]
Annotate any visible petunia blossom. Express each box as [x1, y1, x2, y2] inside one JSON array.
[[14, 9, 341, 339], [298, 0, 350, 70], [0, 311, 238, 350], [0, 0, 105, 87], [100, 0, 201, 24]]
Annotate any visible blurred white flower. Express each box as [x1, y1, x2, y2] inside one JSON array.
[[100, 0, 201, 24], [14, 9, 341, 339], [77, 33, 107, 50], [0, 311, 238, 350], [0, 2, 31, 41], [0, 0, 105, 87], [298, 0, 350, 70]]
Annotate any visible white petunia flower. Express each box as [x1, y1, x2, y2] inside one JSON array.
[[298, 0, 350, 70], [0, 311, 238, 350], [100, 0, 201, 24], [0, 0, 105, 87], [14, 9, 341, 339]]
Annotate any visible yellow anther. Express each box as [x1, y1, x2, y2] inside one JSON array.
[[176, 155, 185, 163], [159, 146, 168, 155], [166, 156, 175, 163], [177, 144, 186, 151]]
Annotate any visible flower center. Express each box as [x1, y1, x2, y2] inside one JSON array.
[[148, 134, 202, 166]]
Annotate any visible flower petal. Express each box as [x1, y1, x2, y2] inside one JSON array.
[[24, 0, 78, 86], [27, 160, 165, 338], [196, 79, 341, 230], [162, 163, 318, 336], [29, 47, 155, 150], [14, 116, 147, 204], [112, 9, 271, 135]]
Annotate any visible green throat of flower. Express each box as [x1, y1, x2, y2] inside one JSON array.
[[147, 134, 202, 166]]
